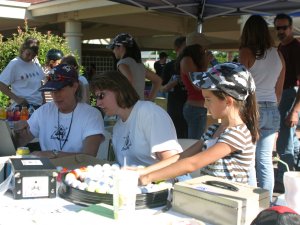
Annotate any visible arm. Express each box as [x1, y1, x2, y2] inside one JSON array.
[[13, 120, 35, 147], [118, 63, 134, 84], [285, 88, 300, 127], [137, 140, 202, 176], [275, 51, 286, 103], [82, 134, 104, 157], [161, 77, 179, 92], [239, 47, 255, 69], [0, 81, 28, 105], [140, 141, 234, 185], [145, 68, 162, 101], [30, 134, 104, 158]]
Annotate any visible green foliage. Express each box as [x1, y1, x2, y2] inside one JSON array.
[[0, 20, 74, 107]]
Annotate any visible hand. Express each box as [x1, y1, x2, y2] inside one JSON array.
[[31, 150, 55, 159], [124, 166, 147, 176], [139, 174, 151, 186], [14, 120, 29, 134], [285, 111, 299, 127]]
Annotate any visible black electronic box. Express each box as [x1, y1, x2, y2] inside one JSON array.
[[10, 157, 57, 199]]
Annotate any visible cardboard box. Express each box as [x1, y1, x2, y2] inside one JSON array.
[[10, 157, 57, 199], [173, 175, 269, 225], [50, 154, 110, 170]]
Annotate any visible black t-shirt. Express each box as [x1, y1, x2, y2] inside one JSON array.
[[162, 60, 187, 103], [278, 38, 300, 89], [154, 61, 166, 77]]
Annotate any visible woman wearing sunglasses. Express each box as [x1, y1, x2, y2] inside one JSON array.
[[14, 63, 105, 158], [90, 71, 183, 167]]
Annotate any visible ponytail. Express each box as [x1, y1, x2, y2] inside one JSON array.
[[239, 92, 259, 143]]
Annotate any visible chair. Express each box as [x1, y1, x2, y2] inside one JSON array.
[[96, 130, 112, 160]]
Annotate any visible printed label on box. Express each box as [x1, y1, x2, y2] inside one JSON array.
[[22, 176, 49, 197], [21, 160, 43, 166]]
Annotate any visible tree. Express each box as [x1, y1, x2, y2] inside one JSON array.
[[0, 20, 74, 107]]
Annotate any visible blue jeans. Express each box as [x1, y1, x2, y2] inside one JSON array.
[[276, 87, 300, 183], [249, 102, 280, 202], [183, 103, 207, 139]]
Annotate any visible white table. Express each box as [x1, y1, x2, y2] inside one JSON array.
[[0, 191, 208, 225]]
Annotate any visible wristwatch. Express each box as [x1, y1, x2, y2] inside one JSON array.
[[52, 149, 59, 158]]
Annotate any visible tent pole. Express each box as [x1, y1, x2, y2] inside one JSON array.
[[197, 0, 206, 33]]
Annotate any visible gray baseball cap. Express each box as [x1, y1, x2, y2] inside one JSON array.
[[189, 62, 256, 101]]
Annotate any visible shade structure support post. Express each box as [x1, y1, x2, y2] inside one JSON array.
[[197, 0, 206, 33]]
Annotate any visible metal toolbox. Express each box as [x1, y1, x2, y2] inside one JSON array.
[[10, 158, 58, 199], [173, 175, 269, 225]]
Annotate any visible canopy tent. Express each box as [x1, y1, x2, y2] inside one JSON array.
[[109, 0, 300, 32], [106, 0, 300, 50], [108, 0, 300, 19]]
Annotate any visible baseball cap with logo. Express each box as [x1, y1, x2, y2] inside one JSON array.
[[251, 206, 300, 225], [189, 62, 256, 101], [107, 33, 134, 49], [39, 64, 78, 92]]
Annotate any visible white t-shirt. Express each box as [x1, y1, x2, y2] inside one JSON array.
[[0, 57, 44, 105], [78, 75, 90, 104], [28, 102, 105, 152], [249, 47, 282, 102], [117, 57, 146, 99], [112, 100, 182, 166]]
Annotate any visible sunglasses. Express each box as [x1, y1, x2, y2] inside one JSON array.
[[275, 25, 289, 31], [94, 92, 106, 100], [46, 74, 73, 82]]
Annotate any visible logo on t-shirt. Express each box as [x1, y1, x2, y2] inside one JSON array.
[[122, 132, 132, 151], [51, 125, 67, 141]]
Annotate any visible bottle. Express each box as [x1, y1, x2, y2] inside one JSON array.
[[20, 106, 29, 120], [0, 107, 6, 120], [6, 107, 14, 128], [13, 106, 20, 121]]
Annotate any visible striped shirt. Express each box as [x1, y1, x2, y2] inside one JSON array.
[[199, 124, 254, 183]]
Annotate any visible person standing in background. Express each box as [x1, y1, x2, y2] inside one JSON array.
[[107, 33, 161, 101], [239, 15, 285, 201], [0, 37, 44, 109], [154, 52, 168, 78], [43, 48, 64, 103], [177, 34, 208, 139], [43, 49, 64, 74], [60, 55, 91, 104], [154, 52, 168, 98], [161, 36, 187, 138], [274, 13, 300, 190]]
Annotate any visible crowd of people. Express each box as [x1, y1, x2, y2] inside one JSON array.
[[0, 13, 300, 208]]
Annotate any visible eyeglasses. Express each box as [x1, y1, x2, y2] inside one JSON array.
[[46, 74, 73, 82], [94, 92, 106, 100], [275, 25, 290, 31]]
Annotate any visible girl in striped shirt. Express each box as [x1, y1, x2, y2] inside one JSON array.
[[138, 62, 259, 185]]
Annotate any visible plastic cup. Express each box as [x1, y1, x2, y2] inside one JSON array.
[[113, 169, 138, 220], [284, 171, 300, 214]]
